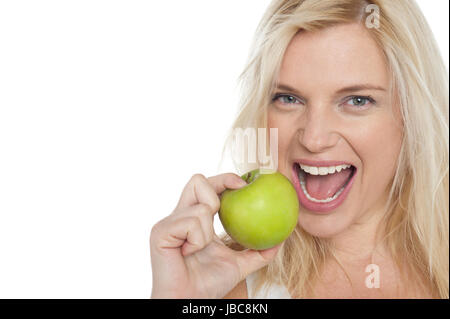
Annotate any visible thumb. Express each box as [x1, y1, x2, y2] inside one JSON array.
[[235, 244, 282, 280]]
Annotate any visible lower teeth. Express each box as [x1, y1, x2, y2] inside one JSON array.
[[298, 170, 346, 203]]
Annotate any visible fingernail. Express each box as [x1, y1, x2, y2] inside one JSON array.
[[235, 177, 247, 187]]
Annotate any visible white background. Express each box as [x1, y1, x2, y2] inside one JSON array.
[[0, 0, 448, 298]]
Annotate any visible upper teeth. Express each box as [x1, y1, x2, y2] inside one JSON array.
[[300, 164, 352, 175]]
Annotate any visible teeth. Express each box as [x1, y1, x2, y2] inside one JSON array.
[[299, 164, 351, 176], [296, 164, 354, 203], [318, 167, 328, 175], [298, 171, 346, 203]]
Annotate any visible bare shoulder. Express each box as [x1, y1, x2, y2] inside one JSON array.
[[223, 280, 248, 299]]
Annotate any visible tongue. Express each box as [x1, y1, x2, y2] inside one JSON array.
[[305, 168, 352, 200]]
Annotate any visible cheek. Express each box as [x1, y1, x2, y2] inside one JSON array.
[[268, 109, 295, 161], [355, 119, 402, 189]]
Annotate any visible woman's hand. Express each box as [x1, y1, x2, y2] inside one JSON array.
[[150, 173, 280, 299]]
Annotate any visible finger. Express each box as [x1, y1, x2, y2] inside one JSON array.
[[213, 234, 226, 246], [176, 173, 245, 211], [234, 244, 282, 280], [206, 173, 247, 194], [175, 174, 219, 213], [152, 216, 207, 256], [183, 203, 216, 247]]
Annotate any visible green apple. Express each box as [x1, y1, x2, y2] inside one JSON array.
[[219, 169, 299, 250]]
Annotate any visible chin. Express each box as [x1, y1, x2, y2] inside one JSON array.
[[297, 210, 354, 239]]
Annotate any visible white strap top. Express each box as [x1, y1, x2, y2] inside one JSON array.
[[245, 272, 292, 299]]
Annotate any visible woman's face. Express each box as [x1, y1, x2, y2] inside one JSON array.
[[268, 23, 403, 238]]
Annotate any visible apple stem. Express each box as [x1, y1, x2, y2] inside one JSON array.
[[242, 169, 260, 184]]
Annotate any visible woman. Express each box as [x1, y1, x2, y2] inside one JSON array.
[[150, 0, 449, 298]]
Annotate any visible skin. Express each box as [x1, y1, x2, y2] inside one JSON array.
[[150, 173, 281, 299], [270, 23, 402, 243], [227, 23, 432, 298], [152, 22, 432, 299], [264, 23, 431, 298]]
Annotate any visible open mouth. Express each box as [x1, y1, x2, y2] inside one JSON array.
[[292, 162, 357, 213]]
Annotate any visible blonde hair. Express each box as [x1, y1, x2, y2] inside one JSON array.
[[221, 0, 449, 298]]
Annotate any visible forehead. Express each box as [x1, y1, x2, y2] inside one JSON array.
[[278, 23, 389, 91]]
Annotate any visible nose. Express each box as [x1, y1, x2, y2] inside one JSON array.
[[298, 104, 340, 153]]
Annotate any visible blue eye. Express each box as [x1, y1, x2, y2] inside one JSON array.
[[272, 94, 302, 105], [345, 96, 375, 107]]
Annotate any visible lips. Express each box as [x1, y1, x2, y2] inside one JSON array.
[[291, 160, 357, 213]]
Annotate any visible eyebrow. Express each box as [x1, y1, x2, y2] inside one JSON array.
[[274, 83, 386, 96], [335, 84, 386, 94]]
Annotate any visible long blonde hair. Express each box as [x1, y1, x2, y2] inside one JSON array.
[[221, 0, 449, 298]]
